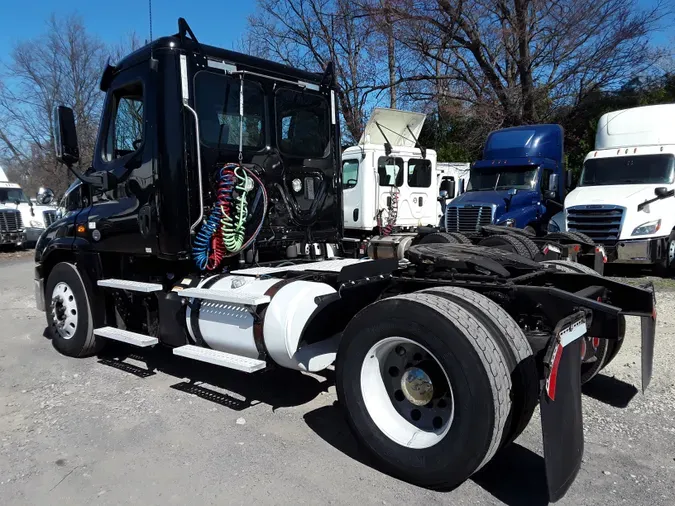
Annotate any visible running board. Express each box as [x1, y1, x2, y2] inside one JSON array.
[[98, 279, 162, 292], [172, 345, 266, 373], [177, 288, 270, 306], [94, 327, 158, 347]]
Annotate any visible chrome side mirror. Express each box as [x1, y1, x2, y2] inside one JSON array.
[[37, 187, 55, 205]]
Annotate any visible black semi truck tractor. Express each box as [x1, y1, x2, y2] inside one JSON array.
[[35, 18, 656, 502]]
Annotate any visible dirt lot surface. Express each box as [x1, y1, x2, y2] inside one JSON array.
[[1, 257, 674, 505]]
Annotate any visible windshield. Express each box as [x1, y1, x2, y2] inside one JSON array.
[[276, 88, 329, 158], [466, 166, 538, 191], [195, 71, 265, 150], [0, 188, 29, 203], [580, 154, 675, 186]]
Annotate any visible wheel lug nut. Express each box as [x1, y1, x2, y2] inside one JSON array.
[[395, 346, 406, 356]]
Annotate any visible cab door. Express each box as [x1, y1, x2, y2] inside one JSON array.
[[85, 63, 158, 255], [406, 158, 434, 221], [376, 156, 404, 227]]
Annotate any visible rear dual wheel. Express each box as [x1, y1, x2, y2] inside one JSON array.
[[478, 234, 540, 260], [336, 291, 535, 489]]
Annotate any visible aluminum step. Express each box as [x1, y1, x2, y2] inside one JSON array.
[[177, 288, 270, 306], [94, 326, 158, 347], [172, 345, 266, 373], [98, 279, 162, 292]]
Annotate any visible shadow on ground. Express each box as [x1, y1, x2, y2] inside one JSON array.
[[304, 402, 550, 506], [582, 373, 638, 408], [52, 334, 636, 505], [95, 341, 333, 411]]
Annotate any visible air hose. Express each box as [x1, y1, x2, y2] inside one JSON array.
[[221, 166, 249, 252], [377, 187, 399, 236], [193, 164, 267, 271]]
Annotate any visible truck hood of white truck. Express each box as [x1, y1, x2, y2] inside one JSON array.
[[0, 202, 54, 228], [565, 184, 675, 241]]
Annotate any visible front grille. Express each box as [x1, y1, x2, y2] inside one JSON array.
[[566, 206, 624, 244], [43, 210, 57, 227], [445, 205, 493, 233], [0, 210, 23, 232]]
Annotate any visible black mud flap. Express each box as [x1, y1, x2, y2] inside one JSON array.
[[641, 312, 656, 392], [639, 281, 657, 393], [540, 311, 586, 502]]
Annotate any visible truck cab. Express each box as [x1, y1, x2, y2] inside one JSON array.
[[564, 104, 675, 269], [342, 109, 438, 240], [0, 167, 57, 247], [444, 125, 565, 235]]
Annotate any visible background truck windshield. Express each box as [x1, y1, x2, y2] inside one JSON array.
[[0, 188, 29, 203], [467, 167, 538, 191], [580, 154, 675, 186]]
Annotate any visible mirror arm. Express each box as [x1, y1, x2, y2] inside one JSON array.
[[67, 165, 116, 191], [637, 190, 675, 212]]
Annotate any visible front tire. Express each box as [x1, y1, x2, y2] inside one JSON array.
[[45, 262, 103, 357], [336, 293, 511, 489]]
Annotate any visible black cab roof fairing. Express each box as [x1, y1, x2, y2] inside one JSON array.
[[103, 33, 327, 93]]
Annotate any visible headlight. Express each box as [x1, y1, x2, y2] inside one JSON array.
[[631, 219, 661, 236], [547, 219, 560, 233], [29, 220, 44, 228], [501, 218, 516, 227]]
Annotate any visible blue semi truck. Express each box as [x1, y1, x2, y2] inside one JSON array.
[[444, 124, 567, 235]]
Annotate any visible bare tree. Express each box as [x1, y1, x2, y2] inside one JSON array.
[[246, 0, 390, 142], [386, 0, 671, 128], [0, 15, 143, 196]]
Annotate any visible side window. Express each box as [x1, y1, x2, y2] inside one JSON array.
[[342, 159, 359, 189], [64, 187, 82, 212], [102, 83, 144, 162], [408, 159, 432, 188], [378, 157, 404, 187]]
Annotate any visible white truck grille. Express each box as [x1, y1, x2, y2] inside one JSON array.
[[0, 210, 23, 232]]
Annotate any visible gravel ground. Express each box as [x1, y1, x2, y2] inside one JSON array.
[[0, 258, 674, 505]]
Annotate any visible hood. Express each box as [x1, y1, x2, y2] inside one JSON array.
[[0, 201, 56, 227], [450, 189, 540, 215], [565, 184, 664, 208], [565, 183, 675, 240]]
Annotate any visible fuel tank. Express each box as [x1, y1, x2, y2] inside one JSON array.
[[185, 275, 338, 371]]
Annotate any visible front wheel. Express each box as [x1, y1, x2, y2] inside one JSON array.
[[336, 292, 511, 489], [45, 262, 103, 357]]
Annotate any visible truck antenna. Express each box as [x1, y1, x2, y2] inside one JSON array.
[[148, 0, 156, 65]]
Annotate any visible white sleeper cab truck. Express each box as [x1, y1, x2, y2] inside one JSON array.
[[342, 108, 454, 255], [0, 167, 57, 246], [564, 104, 675, 272]]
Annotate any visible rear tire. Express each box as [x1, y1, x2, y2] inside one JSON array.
[[478, 235, 539, 260], [418, 232, 462, 245], [542, 259, 599, 275], [336, 292, 511, 489], [45, 262, 104, 357], [418, 287, 538, 444]]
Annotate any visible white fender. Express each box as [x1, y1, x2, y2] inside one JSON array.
[[263, 280, 338, 372]]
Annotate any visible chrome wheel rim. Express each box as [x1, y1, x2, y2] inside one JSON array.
[[51, 282, 78, 340], [360, 336, 454, 449]]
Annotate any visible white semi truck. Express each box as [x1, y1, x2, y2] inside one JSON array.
[[0, 167, 57, 247], [564, 104, 675, 272], [341, 108, 468, 256]]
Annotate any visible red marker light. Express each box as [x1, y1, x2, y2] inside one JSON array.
[[546, 342, 563, 401]]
